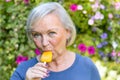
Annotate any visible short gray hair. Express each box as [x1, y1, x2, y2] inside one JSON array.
[[26, 2, 76, 46]]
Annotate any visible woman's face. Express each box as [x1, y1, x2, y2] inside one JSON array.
[[31, 13, 70, 59]]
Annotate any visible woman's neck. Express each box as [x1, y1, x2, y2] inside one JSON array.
[[47, 51, 75, 72]]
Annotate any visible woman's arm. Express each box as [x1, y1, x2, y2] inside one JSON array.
[[10, 70, 23, 80]]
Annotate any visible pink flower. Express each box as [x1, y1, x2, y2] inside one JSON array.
[[91, 2, 99, 11], [111, 50, 116, 57], [70, 4, 78, 12], [108, 13, 113, 19], [92, 2, 99, 9], [117, 52, 120, 57], [78, 43, 87, 53], [114, 2, 120, 10], [94, 11, 104, 20], [100, 4, 105, 9], [16, 55, 28, 64], [87, 46, 95, 55], [6, 0, 11, 2], [23, 0, 29, 4], [34, 48, 41, 55]]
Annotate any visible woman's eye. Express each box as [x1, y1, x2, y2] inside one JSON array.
[[49, 32, 56, 36], [32, 33, 41, 38]]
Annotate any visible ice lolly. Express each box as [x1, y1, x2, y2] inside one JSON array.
[[40, 51, 52, 63]]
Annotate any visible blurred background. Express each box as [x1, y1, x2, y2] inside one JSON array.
[[0, 0, 120, 80]]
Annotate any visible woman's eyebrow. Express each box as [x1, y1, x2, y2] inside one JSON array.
[[29, 27, 58, 33], [48, 28, 58, 31]]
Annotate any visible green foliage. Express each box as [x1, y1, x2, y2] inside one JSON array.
[[0, 0, 34, 79], [0, 0, 120, 80]]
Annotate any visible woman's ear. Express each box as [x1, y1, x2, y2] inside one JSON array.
[[66, 29, 71, 39], [66, 29, 71, 46]]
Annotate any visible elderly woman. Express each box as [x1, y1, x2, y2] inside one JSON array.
[[10, 2, 101, 80]]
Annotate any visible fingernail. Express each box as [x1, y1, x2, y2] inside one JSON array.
[[42, 75, 47, 78], [42, 74, 49, 78], [42, 76, 46, 78], [45, 64, 48, 66], [47, 70, 50, 73], [46, 74, 50, 77]]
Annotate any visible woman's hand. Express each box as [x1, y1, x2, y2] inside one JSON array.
[[26, 62, 49, 80]]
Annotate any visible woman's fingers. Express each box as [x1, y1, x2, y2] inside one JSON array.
[[34, 63, 48, 73], [26, 62, 50, 80], [35, 62, 48, 69], [31, 67, 49, 78]]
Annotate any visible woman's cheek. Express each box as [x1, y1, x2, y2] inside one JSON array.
[[51, 37, 63, 50], [33, 39, 41, 48], [50, 39, 57, 47]]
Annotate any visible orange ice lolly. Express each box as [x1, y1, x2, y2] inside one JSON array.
[[40, 51, 52, 63]]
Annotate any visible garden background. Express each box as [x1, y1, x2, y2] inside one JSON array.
[[0, 0, 120, 80]]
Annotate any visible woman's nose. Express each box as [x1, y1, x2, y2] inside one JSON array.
[[42, 36, 49, 47]]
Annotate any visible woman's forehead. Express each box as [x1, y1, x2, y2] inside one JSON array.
[[31, 13, 65, 30]]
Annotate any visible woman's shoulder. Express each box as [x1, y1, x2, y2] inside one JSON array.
[[76, 54, 101, 79], [10, 57, 38, 79], [76, 53, 96, 68], [16, 57, 38, 72]]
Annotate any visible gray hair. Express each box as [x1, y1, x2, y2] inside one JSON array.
[[26, 2, 76, 46]]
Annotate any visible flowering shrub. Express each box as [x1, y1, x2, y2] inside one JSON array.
[[67, 0, 120, 63], [16, 55, 28, 64], [78, 43, 87, 53], [78, 43, 95, 55], [34, 48, 41, 55], [68, 1, 120, 79]]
